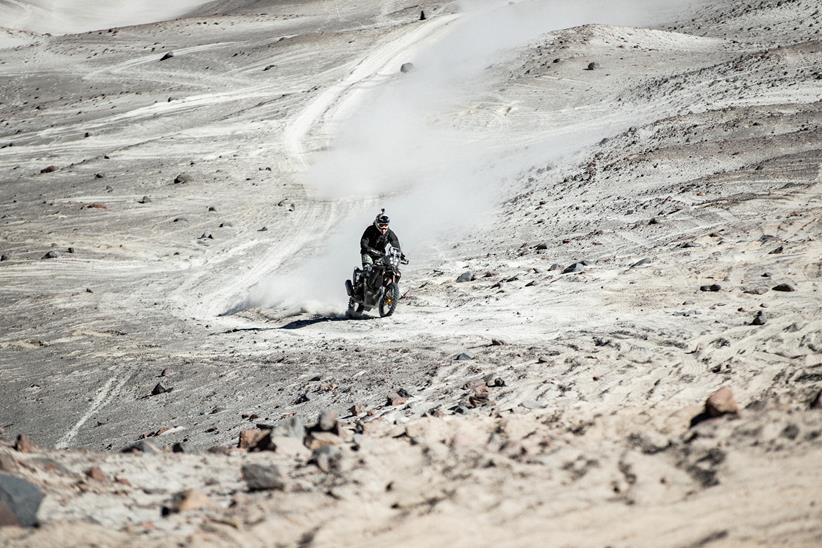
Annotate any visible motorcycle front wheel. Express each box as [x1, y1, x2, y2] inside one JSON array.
[[346, 298, 364, 319], [379, 283, 399, 317]]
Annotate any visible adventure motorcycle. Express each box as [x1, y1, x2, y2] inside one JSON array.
[[345, 245, 408, 318]]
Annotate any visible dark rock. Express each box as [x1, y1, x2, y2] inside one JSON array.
[[160, 368, 171, 377], [151, 383, 171, 396], [751, 311, 766, 326], [94, 173, 104, 178], [562, 262, 585, 274], [0, 254, 8, 262], [0, 473, 44, 528], [400, 62, 415, 73], [42, 250, 60, 259], [534, 243, 548, 251], [630, 258, 651, 268], [263, 64, 275, 71], [648, 217, 659, 225], [768, 246, 784, 254], [40, 165, 57, 174], [293, 393, 310, 404], [66, 247, 74, 254], [548, 263, 563, 271], [14, 434, 36, 453], [171, 442, 185, 453], [121, 440, 160, 454], [160, 51, 174, 61], [420, 9, 426, 20], [585, 61, 599, 70], [456, 271, 474, 283], [699, 284, 721, 292], [772, 283, 796, 292], [810, 390, 822, 410], [490, 338, 506, 346], [207, 206, 216, 212], [241, 464, 284, 491], [454, 352, 473, 361], [137, 196, 151, 204], [487, 377, 505, 387], [349, 403, 365, 416], [173, 173, 192, 184], [781, 424, 800, 440]]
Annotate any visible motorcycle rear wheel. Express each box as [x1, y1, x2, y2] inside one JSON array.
[[379, 283, 399, 317]]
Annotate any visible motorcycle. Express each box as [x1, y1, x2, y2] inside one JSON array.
[[345, 245, 408, 318]]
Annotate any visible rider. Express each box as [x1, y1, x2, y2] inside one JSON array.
[[360, 210, 401, 270]]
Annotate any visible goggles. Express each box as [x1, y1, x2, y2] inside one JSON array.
[[377, 223, 389, 229]]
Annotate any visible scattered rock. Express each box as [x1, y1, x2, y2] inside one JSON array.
[[706, 387, 739, 417], [420, 9, 426, 20], [173, 173, 192, 184], [768, 246, 784, 254], [121, 440, 160, 454], [467, 385, 490, 407], [630, 258, 651, 268], [772, 283, 796, 292], [349, 403, 365, 416], [241, 464, 284, 492], [293, 393, 310, 404], [305, 432, 341, 450], [159, 368, 171, 377], [562, 262, 585, 274], [400, 62, 415, 73], [810, 390, 822, 410], [14, 434, 36, 453], [751, 311, 766, 326], [0, 254, 8, 262], [691, 387, 739, 427], [317, 410, 338, 432], [548, 263, 563, 271], [160, 51, 174, 61], [41, 250, 60, 260], [151, 383, 171, 396], [534, 242, 548, 251], [171, 442, 185, 453], [310, 445, 342, 473], [490, 338, 506, 346], [137, 196, 151, 204], [585, 61, 599, 70], [387, 392, 407, 406], [0, 473, 44, 528], [162, 489, 211, 515], [84, 466, 107, 482], [456, 271, 474, 283], [263, 64, 275, 71], [238, 428, 272, 451], [40, 165, 57, 174], [454, 352, 473, 361], [700, 284, 721, 292], [648, 217, 659, 225]]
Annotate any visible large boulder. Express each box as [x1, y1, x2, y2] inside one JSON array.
[[0, 473, 44, 528]]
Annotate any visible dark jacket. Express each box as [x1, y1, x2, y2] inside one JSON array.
[[360, 225, 401, 256]]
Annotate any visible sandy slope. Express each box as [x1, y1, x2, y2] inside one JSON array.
[[1, 0, 821, 545]]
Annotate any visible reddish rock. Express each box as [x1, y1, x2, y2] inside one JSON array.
[[706, 387, 739, 417], [162, 489, 210, 515], [349, 403, 365, 416], [85, 466, 108, 482], [304, 432, 341, 451], [238, 428, 272, 451], [387, 392, 407, 406]]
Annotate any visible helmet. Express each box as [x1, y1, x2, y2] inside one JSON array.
[[374, 209, 390, 229]]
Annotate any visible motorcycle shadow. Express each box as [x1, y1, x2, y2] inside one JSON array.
[[279, 312, 375, 329]]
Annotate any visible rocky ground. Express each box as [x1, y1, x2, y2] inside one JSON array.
[[1, 0, 821, 546]]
